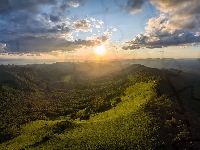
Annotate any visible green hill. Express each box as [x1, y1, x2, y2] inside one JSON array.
[[1, 64, 200, 149], [0, 80, 160, 149]]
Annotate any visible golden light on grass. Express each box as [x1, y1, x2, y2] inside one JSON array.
[[94, 45, 105, 56]]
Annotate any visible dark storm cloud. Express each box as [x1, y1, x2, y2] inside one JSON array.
[[123, 0, 200, 49]]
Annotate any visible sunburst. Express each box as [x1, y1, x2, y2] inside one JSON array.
[[94, 45, 105, 56]]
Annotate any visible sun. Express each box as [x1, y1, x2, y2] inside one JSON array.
[[94, 45, 105, 56]]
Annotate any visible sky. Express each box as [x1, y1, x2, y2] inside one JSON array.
[[0, 0, 200, 63]]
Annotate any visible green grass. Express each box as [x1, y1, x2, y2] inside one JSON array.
[[64, 75, 71, 82], [0, 82, 159, 150]]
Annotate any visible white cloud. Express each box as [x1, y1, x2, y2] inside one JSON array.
[[123, 0, 200, 49], [90, 18, 96, 22], [71, 19, 92, 32], [67, 0, 86, 8], [86, 34, 109, 43], [95, 25, 100, 28], [104, 30, 112, 36], [0, 43, 6, 53], [98, 20, 104, 25], [113, 28, 118, 31], [86, 34, 99, 41], [195, 32, 200, 37], [178, 33, 184, 37]]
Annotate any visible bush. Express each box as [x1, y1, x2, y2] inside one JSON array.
[[111, 97, 122, 107]]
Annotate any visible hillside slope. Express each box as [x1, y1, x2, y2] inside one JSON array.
[[1, 64, 200, 149], [0, 80, 160, 149]]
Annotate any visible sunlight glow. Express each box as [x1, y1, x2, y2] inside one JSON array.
[[94, 45, 105, 56]]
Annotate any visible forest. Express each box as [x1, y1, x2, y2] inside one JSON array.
[[1, 61, 200, 149]]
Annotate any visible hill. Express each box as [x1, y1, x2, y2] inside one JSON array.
[[0, 63, 200, 149]]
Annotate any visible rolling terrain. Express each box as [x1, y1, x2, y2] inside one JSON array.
[[1, 62, 200, 149]]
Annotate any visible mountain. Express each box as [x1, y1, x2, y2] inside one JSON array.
[[0, 62, 200, 149]]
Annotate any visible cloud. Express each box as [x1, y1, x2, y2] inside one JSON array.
[[150, 0, 200, 16], [104, 30, 112, 36], [72, 19, 92, 32], [97, 20, 104, 25], [113, 28, 118, 31], [2, 34, 108, 53], [122, 29, 200, 50], [68, 1, 80, 8], [90, 18, 104, 29], [95, 25, 100, 28], [0, 0, 11, 15], [60, 3, 70, 11], [90, 18, 96, 22], [0, 0, 85, 14], [3, 36, 59, 52], [123, 0, 200, 49], [0, 0, 90, 53], [54, 38, 107, 51], [50, 14, 61, 22], [126, 0, 144, 14], [59, 0, 86, 10], [0, 43, 7, 53], [99, 36, 109, 42], [125, 0, 200, 16], [0, 0, 56, 14], [86, 34, 109, 43]]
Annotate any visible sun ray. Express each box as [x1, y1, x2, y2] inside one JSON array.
[[94, 45, 105, 56]]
